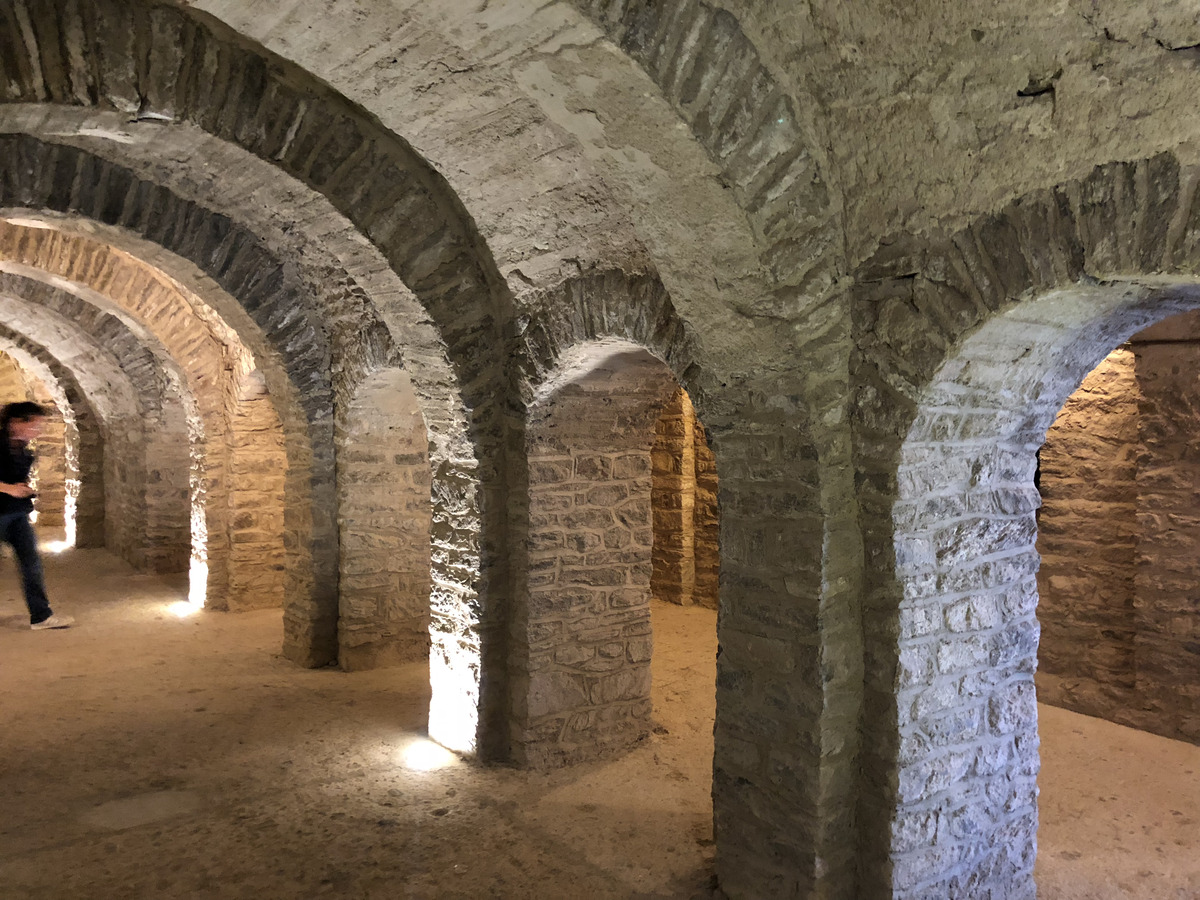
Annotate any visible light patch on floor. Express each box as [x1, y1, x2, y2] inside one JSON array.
[[80, 790, 203, 831]]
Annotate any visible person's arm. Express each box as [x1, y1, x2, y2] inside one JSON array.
[[0, 481, 34, 498]]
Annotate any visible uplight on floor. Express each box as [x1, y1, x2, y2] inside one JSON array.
[[167, 600, 201, 618], [400, 738, 457, 771]]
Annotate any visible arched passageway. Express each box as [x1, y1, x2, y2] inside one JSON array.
[[1037, 313, 1200, 743], [881, 282, 1196, 897], [0, 111, 488, 752], [0, 351, 65, 525], [0, 338, 104, 549], [852, 153, 1200, 898]]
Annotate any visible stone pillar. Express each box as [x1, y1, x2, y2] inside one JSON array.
[[336, 368, 432, 669], [27, 379, 67, 530], [224, 372, 289, 612], [692, 413, 720, 610], [652, 387, 696, 605], [31, 399, 67, 529], [73, 406, 106, 549], [513, 350, 672, 768]]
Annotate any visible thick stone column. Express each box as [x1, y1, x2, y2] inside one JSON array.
[[513, 348, 673, 769], [652, 388, 720, 609], [223, 372, 289, 612], [652, 387, 697, 605]]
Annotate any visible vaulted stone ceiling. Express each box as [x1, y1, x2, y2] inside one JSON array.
[[3, 2, 1200, 898]]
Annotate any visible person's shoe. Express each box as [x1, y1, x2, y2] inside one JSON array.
[[31, 614, 74, 630]]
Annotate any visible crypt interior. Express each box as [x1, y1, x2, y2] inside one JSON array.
[[1, 1, 1200, 898]]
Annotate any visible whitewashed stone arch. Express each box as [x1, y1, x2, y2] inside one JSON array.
[[851, 152, 1200, 897], [887, 282, 1200, 898]]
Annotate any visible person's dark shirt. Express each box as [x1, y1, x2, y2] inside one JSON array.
[[0, 437, 35, 515]]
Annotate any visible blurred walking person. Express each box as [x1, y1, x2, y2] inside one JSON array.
[[0, 401, 73, 629]]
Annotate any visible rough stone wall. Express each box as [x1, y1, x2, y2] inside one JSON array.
[[1037, 349, 1140, 713], [652, 387, 719, 609], [514, 345, 674, 768], [1130, 335, 1200, 743], [337, 369, 432, 671], [26, 376, 66, 529], [222, 371, 287, 612]]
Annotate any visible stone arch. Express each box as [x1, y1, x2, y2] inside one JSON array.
[[570, 0, 841, 318], [0, 96, 498, 752], [0, 1, 514, 714], [0, 293, 182, 571], [0, 137, 344, 661], [510, 272, 699, 409], [0, 349, 67, 528], [0, 336, 105, 549], [850, 151, 1200, 897], [0, 268, 197, 573], [0, 0, 751, 770], [336, 366, 432, 673], [0, 119, 491, 758]]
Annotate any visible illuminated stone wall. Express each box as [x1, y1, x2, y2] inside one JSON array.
[[1040, 316, 1200, 745], [336, 369, 432, 670], [1037, 350, 1140, 716], [652, 387, 719, 609]]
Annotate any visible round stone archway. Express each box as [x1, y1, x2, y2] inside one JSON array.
[[851, 151, 1200, 897]]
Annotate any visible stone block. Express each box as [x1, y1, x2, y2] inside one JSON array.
[[527, 671, 589, 719], [613, 454, 651, 478], [574, 454, 612, 479], [588, 666, 650, 705]]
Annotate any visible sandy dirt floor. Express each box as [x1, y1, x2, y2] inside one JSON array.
[[0, 546, 717, 900], [1, 543, 1197, 899], [1037, 704, 1200, 900]]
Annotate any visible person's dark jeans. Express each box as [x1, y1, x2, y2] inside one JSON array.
[[0, 512, 52, 623]]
